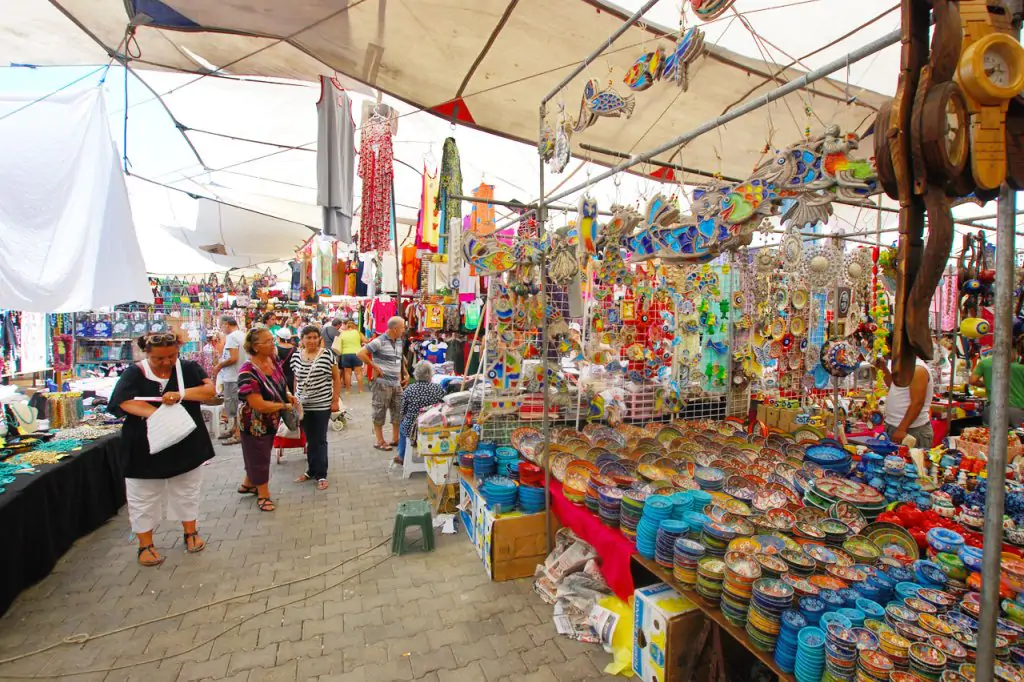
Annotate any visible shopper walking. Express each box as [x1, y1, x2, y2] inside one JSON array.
[[337, 320, 368, 394], [396, 361, 446, 465], [322, 317, 343, 352], [110, 333, 217, 566], [970, 334, 1024, 426], [237, 328, 297, 512], [275, 327, 297, 388], [290, 325, 341, 489], [357, 316, 408, 451], [212, 315, 246, 445]]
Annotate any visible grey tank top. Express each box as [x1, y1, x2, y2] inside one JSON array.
[[316, 76, 355, 243]]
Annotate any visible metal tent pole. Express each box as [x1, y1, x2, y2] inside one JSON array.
[[543, 27, 902, 206], [540, 103, 553, 554], [976, 184, 1017, 681], [541, 0, 664, 105]]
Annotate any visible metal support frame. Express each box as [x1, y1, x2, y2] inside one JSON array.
[[977, 185, 1018, 680]]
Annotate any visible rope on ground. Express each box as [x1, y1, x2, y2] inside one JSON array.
[[0, 535, 398, 677]]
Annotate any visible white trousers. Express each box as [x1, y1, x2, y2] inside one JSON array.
[[125, 467, 203, 533]]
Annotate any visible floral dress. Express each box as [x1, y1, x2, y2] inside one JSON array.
[[238, 359, 288, 438]]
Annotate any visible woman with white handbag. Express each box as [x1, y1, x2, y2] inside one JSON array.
[[237, 328, 299, 512], [290, 325, 341, 490], [109, 333, 217, 567]]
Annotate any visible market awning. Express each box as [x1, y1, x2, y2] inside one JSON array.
[[2, 0, 893, 182]]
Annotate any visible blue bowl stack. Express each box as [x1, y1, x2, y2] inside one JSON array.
[[683, 511, 710, 541], [694, 466, 726, 491], [690, 490, 713, 514], [819, 589, 845, 613], [856, 598, 885, 622], [506, 460, 520, 483], [598, 486, 624, 529], [495, 447, 519, 477], [804, 443, 853, 474], [795, 626, 827, 682], [774, 610, 807, 673], [620, 490, 647, 543], [473, 452, 497, 481], [670, 491, 693, 520], [673, 537, 705, 590], [799, 597, 825, 626], [655, 520, 688, 569], [480, 475, 517, 512], [838, 607, 866, 628], [518, 485, 545, 514], [823, 621, 860, 681], [636, 496, 673, 559], [837, 588, 861, 609]]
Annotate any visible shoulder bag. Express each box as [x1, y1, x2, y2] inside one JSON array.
[[251, 360, 301, 432], [147, 360, 198, 454]]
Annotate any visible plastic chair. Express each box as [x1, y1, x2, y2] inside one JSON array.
[[402, 440, 427, 480], [200, 404, 226, 439], [391, 500, 435, 555]]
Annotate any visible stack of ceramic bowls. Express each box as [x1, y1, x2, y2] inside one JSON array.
[[908, 642, 947, 680], [696, 556, 726, 604], [694, 466, 725, 491], [838, 607, 866, 629], [683, 511, 709, 540], [673, 537, 705, 590], [818, 518, 852, 546], [850, 626, 879, 652], [799, 596, 826, 626], [518, 462, 543, 487], [518, 484, 545, 514], [821, 611, 853, 632], [619, 490, 647, 542], [926, 527, 964, 555], [506, 460, 520, 483], [916, 588, 956, 614], [586, 474, 615, 515], [782, 548, 816, 577], [655, 520, 687, 569], [702, 519, 737, 558], [929, 634, 967, 668], [819, 589, 845, 613], [473, 452, 496, 481], [670, 491, 693, 521], [913, 560, 949, 590], [458, 452, 474, 479], [690, 490, 713, 513], [774, 610, 806, 673], [746, 578, 794, 652], [856, 598, 886, 622], [597, 486, 623, 528], [879, 630, 911, 671], [795, 626, 827, 682], [495, 447, 519, 477], [823, 621, 859, 680], [754, 552, 790, 580], [480, 475, 516, 511], [856, 648, 894, 681], [721, 551, 761, 628], [853, 574, 890, 604], [636, 496, 673, 559]]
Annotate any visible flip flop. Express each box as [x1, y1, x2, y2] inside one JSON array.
[[373, 443, 393, 451], [317, 479, 329, 491], [237, 484, 258, 495], [295, 473, 312, 483]]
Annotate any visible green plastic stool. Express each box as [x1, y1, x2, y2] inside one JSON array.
[[391, 500, 435, 555]]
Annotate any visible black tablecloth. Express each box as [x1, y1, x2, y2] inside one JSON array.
[[0, 434, 125, 616]]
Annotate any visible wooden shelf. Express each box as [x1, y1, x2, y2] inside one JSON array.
[[632, 554, 797, 682]]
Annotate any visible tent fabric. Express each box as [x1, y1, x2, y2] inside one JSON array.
[[0, 87, 153, 312], [2, 0, 892, 182], [159, 197, 315, 269]]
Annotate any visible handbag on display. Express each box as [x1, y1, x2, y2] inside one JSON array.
[[251, 361, 300, 432], [146, 361, 198, 454]]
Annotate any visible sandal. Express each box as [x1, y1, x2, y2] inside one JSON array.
[[256, 497, 276, 512], [372, 443, 393, 451], [237, 484, 258, 495], [295, 473, 312, 483], [317, 479, 329, 491], [138, 545, 164, 567], [388, 441, 399, 447], [222, 437, 241, 446], [184, 532, 206, 554]]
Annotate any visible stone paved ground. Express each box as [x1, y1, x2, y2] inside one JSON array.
[[0, 391, 618, 681]]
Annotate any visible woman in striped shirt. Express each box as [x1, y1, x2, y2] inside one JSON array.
[[290, 326, 341, 490]]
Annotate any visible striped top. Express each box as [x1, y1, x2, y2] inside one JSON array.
[[290, 349, 337, 410]]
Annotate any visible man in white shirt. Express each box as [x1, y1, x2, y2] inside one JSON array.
[[212, 315, 247, 444]]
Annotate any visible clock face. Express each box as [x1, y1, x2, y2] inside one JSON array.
[[984, 50, 1011, 88], [944, 94, 968, 167]]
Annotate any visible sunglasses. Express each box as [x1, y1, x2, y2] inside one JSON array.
[[146, 333, 178, 345]]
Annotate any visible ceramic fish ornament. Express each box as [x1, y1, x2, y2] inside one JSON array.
[[661, 27, 705, 90], [462, 233, 514, 275], [577, 195, 599, 256], [573, 79, 636, 133], [624, 47, 665, 91], [689, 0, 736, 22]]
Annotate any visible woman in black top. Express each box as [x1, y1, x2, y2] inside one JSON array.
[[109, 333, 216, 567]]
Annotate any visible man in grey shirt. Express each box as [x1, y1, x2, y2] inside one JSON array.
[[322, 317, 342, 351], [357, 316, 408, 451], [212, 315, 247, 444]]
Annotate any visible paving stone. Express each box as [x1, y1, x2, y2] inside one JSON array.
[[409, 646, 457, 678], [451, 637, 497, 666], [487, 630, 536, 657], [276, 635, 324, 664], [228, 644, 279, 675], [177, 653, 230, 681], [436, 662, 485, 682], [520, 638, 567, 671], [425, 625, 470, 650], [547, 654, 608, 680], [480, 653, 527, 682]]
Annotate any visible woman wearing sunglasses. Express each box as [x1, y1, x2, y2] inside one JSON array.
[[109, 332, 217, 567]]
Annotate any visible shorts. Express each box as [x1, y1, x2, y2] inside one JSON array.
[[341, 353, 360, 369], [222, 381, 239, 418], [371, 379, 402, 426]]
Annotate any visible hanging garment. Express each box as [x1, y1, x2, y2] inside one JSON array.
[[436, 137, 462, 254], [380, 252, 399, 294], [316, 77, 356, 243], [424, 305, 444, 329], [401, 244, 420, 293], [470, 182, 496, 235], [462, 300, 482, 331], [458, 264, 479, 303], [371, 298, 397, 333], [416, 167, 441, 252], [357, 117, 394, 253]]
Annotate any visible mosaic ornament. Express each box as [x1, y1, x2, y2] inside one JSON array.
[[578, 195, 599, 256], [602, 204, 643, 241], [844, 247, 872, 287], [485, 350, 522, 389], [572, 79, 636, 134], [780, 223, 804, 272], [624, 47, 665, 92], [801, 239, 844, 290], [661, 27, 706, 90], [551, 122, 571, 173], [689, 0, 736, 21]]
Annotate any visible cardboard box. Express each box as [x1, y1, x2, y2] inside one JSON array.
[[632, 583, 702, 682], [427, 478, 460, 514], [459, 478, 555, 582], [424, 454, 456, 485]]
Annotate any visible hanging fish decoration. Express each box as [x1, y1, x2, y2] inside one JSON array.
[[573, 79, 636, 134], [462, 233, 515, 276], [661, 27, 705, 90], [577, 195, 599, 256], [689, 0, 736, 22], [624, 47, 665, 92]]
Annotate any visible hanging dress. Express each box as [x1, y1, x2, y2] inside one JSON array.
[[416, 166, 441, 252], [357, 116, 394, 253], [470, 182, 496, 235], [316, 76, 356, 243], [436, 137, 462, 255]]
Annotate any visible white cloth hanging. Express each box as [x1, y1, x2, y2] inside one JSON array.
[[0, 86, 152, 312]]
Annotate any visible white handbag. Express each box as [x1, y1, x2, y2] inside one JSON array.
[[147, 360, 198, 454]]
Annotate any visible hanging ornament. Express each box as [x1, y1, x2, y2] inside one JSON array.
[[801, 239, 844, 290], [661, 27, 706, 91], [624, 47, 665, 92], [572, 79, 636, 134], [689, 0, 737, 22], [577, 195, 599, 256], [844, 247, 872, 287], [780, 224, 804, 272]]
